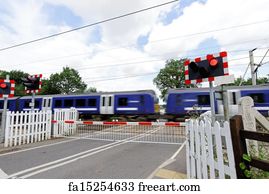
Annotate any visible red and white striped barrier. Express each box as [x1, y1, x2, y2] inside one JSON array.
[[51, 120, 186, 127]]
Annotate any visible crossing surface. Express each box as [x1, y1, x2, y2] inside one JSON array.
[[54, 121, 185, 144], [0, 125, 186, 179]]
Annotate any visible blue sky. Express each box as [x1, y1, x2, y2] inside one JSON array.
[[0, 0, 268, 94], [42, 3, 83, 28]]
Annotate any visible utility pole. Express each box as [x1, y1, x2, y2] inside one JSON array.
[[249, 48, 257, 86]]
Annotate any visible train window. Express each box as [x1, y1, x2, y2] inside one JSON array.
[[102, 97, 105, 106], [49, 99, 52, 107], [140, 95, 145, 105], [108, 96, 112, 106], [250, 93, 265, 103], [197, 95, 210, 105], [88, 99, 97, 106], [0, 101, 3, 109], [176, 95, 181, 106], [118, 98, 128, 106], [23, 100, 40, 108], [64, 99, 74, 107], [24, 100, 31, 108], [34, 100, 40, 108], [55, 100, 62, 108], [76, 99, 86, 107]]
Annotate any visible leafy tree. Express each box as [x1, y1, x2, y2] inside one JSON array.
[[84, 87, 97, 93], [42, 67, 87, 94], [153, 59, 195, 100], [39, 78, 60, 95], [229, 77, 269, 86]]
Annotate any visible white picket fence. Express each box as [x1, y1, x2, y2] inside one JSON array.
[[4, 110, 52, 147], [186, 119, 236, 179], [52, 108, 78, 137]]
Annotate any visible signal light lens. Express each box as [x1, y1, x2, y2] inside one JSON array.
[[0, 83, 7, 88], [209, 58, 218, 67], [189, 62, 199, 72]]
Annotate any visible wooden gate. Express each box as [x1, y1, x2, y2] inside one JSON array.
[[186, 119, 236, 178]]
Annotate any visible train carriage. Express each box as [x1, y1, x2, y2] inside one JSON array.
[[0, 90, 159, 120], [165, 84, 269, 117], [1, 86, 268, 120]]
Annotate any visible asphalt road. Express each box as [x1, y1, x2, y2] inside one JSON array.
[[0, 137, 183, 179]]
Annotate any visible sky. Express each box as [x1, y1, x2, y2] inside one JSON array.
[[0, 0, 269, 99]]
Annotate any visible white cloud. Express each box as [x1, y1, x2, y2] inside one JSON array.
[[44, 0, 175, 45], [0, 0, 268, 99]]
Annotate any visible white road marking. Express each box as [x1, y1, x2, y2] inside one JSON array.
[[171, 140, 186, 160], [0, 168, 8, 179], [147, 140, 186, 179], [0, 138, 79, 157], [7, 141, 122, 179], [9, 128, 160, 179], [0, 126, 128, 157]]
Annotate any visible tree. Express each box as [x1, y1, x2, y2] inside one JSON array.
[[40, 78, 60, 95], [84, 87, 97, 93], [153, 59, 194, 100], [229, 77, 269, 86], [42, 67, 87, 94]]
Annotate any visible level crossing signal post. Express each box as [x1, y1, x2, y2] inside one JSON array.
[[0, 75, 15, 143], [184, 51, 231, 124], [21, 74, 42, 112]]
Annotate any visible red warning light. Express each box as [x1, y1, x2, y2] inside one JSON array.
[[0, 83, 7, 88], [209, 58, 218, 67]]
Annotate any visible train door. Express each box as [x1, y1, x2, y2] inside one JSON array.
[[100, 95, 114, 114], [42, 97, 52, 111]]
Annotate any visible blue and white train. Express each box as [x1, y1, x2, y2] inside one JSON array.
[[165, 84, 269, 117], [0, 90, 160, 119], [1, 85, 268, 120]]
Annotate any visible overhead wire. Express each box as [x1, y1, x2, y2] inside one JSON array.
[[254, 48, 269, 73], [8, 26, 269, 68], [0, 1, 269, 83], [6, 36, 269, 72], [0, 0, 180, 52]]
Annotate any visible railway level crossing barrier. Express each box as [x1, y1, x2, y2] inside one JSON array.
[[52, 120, 186, 145], [2, 108, 186, 147], [52, 108, 186, 145]]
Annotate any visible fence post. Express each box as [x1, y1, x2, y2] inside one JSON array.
[[238, 97, 259, 157], [229, 115, 249, 178]]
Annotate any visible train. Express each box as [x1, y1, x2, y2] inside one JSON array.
[[165, 84, 269, 118], [0, 90, 160, 120], [0, 85, 268, 120]]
